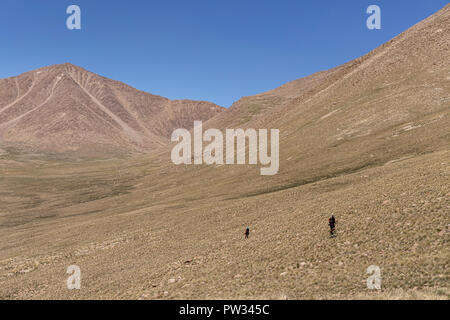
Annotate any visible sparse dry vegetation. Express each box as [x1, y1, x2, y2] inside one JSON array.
[[0, 4, 449, 300]]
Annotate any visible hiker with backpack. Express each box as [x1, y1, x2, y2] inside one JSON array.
[[245, 227, 250, 239], [329, 215, 336, 237]]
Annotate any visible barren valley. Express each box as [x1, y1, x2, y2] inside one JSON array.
[[0, 4, 449, 300]]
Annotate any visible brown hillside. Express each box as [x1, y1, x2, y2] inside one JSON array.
[[0, 63, 224, 157], [0, 5, 448, 300]]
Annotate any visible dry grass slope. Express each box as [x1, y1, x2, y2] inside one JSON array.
[[0, 4, 449, 300]]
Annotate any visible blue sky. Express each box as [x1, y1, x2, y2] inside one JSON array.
[[0, 0, 447, 107]]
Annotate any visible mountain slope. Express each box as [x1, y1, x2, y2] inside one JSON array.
[[189, 3, 450, 198], [0, 63, 224, 157], [0, 5, 449, 300]]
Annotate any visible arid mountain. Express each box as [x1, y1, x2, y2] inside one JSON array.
[[0, 63, 224, 157], [197, 3, 449, 196], [0, 5, 449, 300]]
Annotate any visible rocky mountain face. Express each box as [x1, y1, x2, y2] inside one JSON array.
[[0, 63, 224, 157]]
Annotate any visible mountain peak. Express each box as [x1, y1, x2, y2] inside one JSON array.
[[0, 64, 224, 157]]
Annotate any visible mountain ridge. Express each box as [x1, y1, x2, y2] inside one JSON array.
[[0, 63, 224, 157], [0, 4, 449, 300]]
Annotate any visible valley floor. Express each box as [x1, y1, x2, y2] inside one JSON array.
[[0, 150, 448, 299]]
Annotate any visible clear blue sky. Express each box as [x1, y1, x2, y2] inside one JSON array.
[[0, 0, 447, 107]]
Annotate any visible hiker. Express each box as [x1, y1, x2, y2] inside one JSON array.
[[329, 215, 336, 237], [245, 227, 250, 239]]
